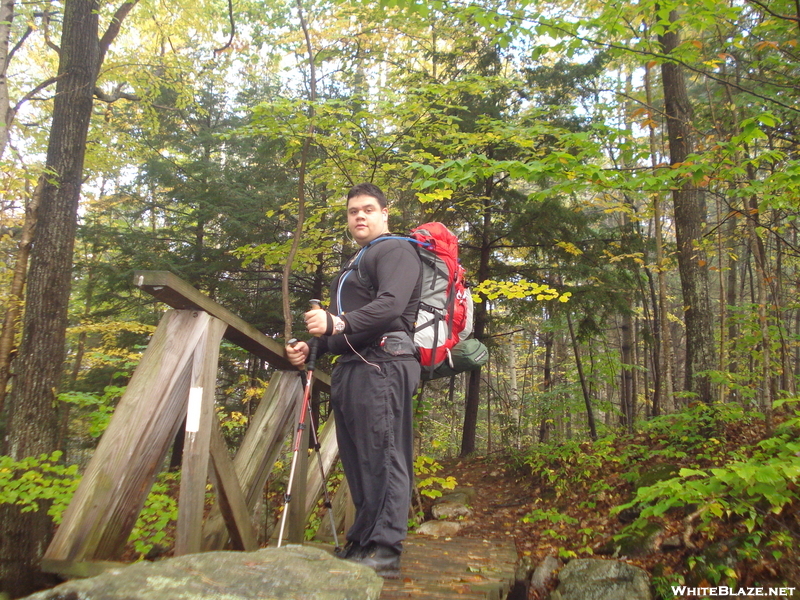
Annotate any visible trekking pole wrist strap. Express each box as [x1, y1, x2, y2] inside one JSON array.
[[324, 313, 345, 336]]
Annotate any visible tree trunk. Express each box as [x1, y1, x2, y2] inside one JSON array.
[[508, 336, 520, 448], [538, 329, 553, 443], [460, 184, 492, 456], [0, 0, 101, 594], [620, 305, 635, 431], [281, 0, 317, 341], [0, 181, 42, 424], [566, 313, 597, 441], [0, 0, 14, 158], [744, 181, 773, 428], [658, 11, 717, 404], [486, 352, 492, 454]]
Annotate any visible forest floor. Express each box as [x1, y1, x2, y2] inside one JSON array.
[[116, 403, 799, 598], [426, 408, 800, 598], [434, 453, 684, 598]]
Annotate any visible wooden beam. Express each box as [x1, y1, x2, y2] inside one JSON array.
[[174, 316, 228, 555], [287, 410, 310, 545], [44, 310, 212, 563], [133, 270, 331, 391], [303, 411, 339, 521], [208, 421, 258, 551], [201, 371, 302, 550]]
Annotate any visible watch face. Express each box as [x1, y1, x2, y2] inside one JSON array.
[[335, 319, 346, 333]]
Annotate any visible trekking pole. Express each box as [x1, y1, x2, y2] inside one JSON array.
[[300, 354, 342, 552], [277, 301, 341, 552]]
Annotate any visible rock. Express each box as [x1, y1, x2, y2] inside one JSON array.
[[660, 535, 683, 551], [434, 487, 475, 506], [618, 463, 680, 524], [530, 555, 561, 595], [689, 535, 743, 585], [596, 522, 663, 558], [431, 501, 473, 520], [549, 558, 651, 600], [635, 463, 680, 489], [615, 504, 642, 524], [514, 554, 534, 582], [22, 546, 383, 600], [416, 520, 464, 536]]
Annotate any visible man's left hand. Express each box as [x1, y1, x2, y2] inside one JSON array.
[[305, 308, 344, 336], [305, 308, 329, 336]]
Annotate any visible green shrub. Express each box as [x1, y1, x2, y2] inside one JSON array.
[[0, 451, 79, 522], [127, 472, 180, 557], [615, 398, 800, 566], [414, 455, 457, 499]]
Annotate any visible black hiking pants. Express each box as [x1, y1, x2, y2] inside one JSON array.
[[330, 347, 420, 553]]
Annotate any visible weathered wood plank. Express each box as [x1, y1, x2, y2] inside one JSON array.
[[174, 316, 228, 555], [208, 420, 258, 551], [303, 411, 338, 521], [314, 465, 350, 544], [379, 535, 518, 600], [133, 271, 329, 388], [44, 310, 213, 563], [201, 371, 302, 550]]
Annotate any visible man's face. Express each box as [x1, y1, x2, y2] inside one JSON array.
[[347, 194, 388, 246]]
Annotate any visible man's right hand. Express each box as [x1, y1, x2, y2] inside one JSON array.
[[285, 341, 310, 367]]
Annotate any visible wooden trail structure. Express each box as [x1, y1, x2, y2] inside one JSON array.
[[42, 271, 333, 577], [41, 270, 518, 600]]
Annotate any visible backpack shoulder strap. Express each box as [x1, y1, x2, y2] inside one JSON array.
[[338, 235, 414, 307], [348, 235, 425, 285]]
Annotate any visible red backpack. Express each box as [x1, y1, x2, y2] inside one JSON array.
[[408, 223, 473, 373], [353, 222, 485, 379]]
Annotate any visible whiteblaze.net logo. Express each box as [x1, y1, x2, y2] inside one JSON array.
[[671, 587, 797, 598]]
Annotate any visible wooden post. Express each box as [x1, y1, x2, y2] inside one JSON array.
[[303, 412, 338, 521], [319, 475, 355, 542], [174, 316, 227, 555], [42, 272, 338, 576], [201, 371, 303, 550], [43, 310, 216, 567], [345, 484, 356, 536], [208, 421, 258, 551]]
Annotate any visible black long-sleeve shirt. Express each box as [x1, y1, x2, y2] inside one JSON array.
[[317, 235, 422, 356]]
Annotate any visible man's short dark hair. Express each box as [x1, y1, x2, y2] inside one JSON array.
[[347, 182, 387, 208]]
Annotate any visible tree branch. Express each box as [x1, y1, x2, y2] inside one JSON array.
[[214, 0, 236, 55], [11, 75, 62, 115], [744, 0, 799, 23], [93, 84, 140, 103], [547, 23, 800, 115], [43, 9, 59, 53], [6, 26, 33, 69], [98, 0, 141, 67]]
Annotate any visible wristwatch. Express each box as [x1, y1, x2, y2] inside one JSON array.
[[333, 315, 346, 334]]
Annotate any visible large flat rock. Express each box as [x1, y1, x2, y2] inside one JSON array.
[[25, 546, 383, 600]]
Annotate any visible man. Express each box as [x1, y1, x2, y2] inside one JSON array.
[[285, 182, 422, 577]]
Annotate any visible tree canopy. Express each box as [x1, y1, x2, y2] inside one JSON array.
[[1, 0, 800, 593]]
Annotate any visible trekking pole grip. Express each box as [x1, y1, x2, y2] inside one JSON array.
[[306, 299, 321, 371], [307, 337, 319, 372]]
